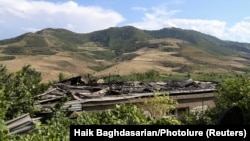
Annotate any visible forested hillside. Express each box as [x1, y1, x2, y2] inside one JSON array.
[[1, 26, 250, 82]]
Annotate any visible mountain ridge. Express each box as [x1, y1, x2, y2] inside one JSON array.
[[0, 26, 250, 82]]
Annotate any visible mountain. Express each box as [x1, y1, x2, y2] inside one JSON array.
[[1, 26, 250, 82]]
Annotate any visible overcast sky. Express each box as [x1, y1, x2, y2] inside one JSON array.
[[0, 0, 250, 43]]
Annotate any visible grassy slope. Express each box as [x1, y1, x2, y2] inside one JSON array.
[[1, 27, 250, 82]]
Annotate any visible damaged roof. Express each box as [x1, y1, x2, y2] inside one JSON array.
[[34, 76, 217, 113]]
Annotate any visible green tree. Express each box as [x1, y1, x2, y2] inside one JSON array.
[[143, 92, 177, 119], [0, 65, 11, 141], [215, 77, 250, 124], [4, 65, 49, 119], [0, 119, 9, 141], [76, 104, 150, 125], [180, 109, 215, 125], [0, 64, 10, 119], [181, 77, 250, 125]]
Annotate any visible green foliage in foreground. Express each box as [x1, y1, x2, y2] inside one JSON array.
[[0, 64, 51, 140], [0, 64, 181, 141], [215, 77, 250, 124], [1, 64, 250, 140], [179, 77, 250, 125], [2, 65, 50, 120], [5, 104, 180, 141]]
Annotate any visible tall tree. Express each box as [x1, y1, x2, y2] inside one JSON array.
[[4, 65, 49, 119], [0, 64, 10, 119]]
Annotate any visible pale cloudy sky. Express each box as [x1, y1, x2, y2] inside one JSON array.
[[0, 0, 250, 43]]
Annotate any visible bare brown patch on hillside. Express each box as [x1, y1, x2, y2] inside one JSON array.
[[0, 52, 96, 82], [95, 46, 190, 77], [180, 45, 247, 71]]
